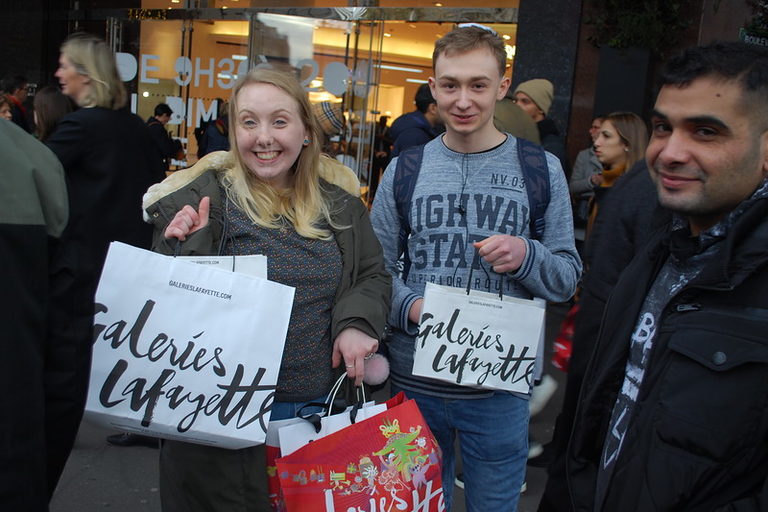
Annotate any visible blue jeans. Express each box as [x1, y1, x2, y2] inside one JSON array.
[[392, 385, 529, 512], [269, 394, 328, 421]]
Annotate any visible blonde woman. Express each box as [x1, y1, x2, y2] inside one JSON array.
[[42, 33, 163, 494], [143, 68, 391, 511], [587, 111, 649, 237]]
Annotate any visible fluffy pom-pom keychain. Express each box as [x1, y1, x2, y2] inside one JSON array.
[[363, 353, 390, 386]]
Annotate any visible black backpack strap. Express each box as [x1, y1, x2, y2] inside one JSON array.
[[516, 138, 550, 240], [393, 144, 425, 281]]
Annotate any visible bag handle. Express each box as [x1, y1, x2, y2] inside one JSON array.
[[465, 250, 504, 301], [295, 374, 368, 433]]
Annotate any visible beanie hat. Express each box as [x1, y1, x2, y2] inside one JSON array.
[[312, 101, 345, 136], [514, 79, 554, 116]]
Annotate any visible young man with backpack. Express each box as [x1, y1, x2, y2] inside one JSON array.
[[370, 24, 581, 511]]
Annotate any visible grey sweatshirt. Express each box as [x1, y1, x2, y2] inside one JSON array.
[[371, 134, 582, 398]]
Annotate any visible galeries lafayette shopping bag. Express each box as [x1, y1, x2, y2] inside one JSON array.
[[85, 242, 294, 449], [276, 396, 444, 512], [413, 282, 545, 395]]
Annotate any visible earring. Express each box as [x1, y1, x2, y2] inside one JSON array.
[[624, 147, 629, 152], [303, 138, 310, 146]]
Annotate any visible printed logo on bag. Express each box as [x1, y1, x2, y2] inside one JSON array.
[[413, 283, 545, 394], [278, 414, 444, 512], [85, 243, 294, 449], [92, 299, 274, 434]]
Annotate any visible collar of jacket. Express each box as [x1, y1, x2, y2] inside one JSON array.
[[141, 150, 361, 221], [652, 196, 768, 292]]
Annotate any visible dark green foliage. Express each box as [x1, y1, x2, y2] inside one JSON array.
[[585, 0, 692, 54]]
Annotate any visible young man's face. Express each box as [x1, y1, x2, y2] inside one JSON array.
[[429, 47, 509, 140], [647, 75, 768, 234]]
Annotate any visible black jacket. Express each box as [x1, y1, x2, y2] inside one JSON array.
[[566, 196, 768, 511], [146, 116, 182, 175], [0, 121, 68, 510], [389, 110, 440, 157], [44, 107, 159, 492]]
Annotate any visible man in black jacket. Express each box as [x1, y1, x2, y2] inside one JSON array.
[[558, 41, 768, 512], [388, 83, 442, 157], [147, 102, 182, 178]]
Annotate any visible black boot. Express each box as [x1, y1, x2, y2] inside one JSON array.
[[106, 433, 159, 448]]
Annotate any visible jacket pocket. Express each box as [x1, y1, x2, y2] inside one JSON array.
[[654, 308, 768, 462]]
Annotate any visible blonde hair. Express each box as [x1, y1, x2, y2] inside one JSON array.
[[224, 68, 340, 240], [60, 33, 127, 109], [604, 111, 649, 169]]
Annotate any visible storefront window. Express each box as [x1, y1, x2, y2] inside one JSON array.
[[107, 4, 516, 200]]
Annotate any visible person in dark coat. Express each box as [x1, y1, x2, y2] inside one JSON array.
[[146, 102, 182, 178], [43, 33, 161, 491], [545, 41, 768, 511], [537, 159, 669, 512], [32, 85, 75, 143], [0, 119, 68, 512], [388, 83, 442, 157]]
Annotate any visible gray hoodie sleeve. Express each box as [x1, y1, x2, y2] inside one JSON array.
[[510, 152, 582, 302], [370, 157, 421, 335]]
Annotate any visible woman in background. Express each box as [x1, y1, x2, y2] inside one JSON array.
[[33, 85, 74, 142], [586, 111, 648, 238], [43, 33, 163, 495]]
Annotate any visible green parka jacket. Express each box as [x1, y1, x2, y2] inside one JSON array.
[[142, 150, 391, 344]]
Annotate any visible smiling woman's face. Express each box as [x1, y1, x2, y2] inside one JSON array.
[[234, 83, 309, 189]]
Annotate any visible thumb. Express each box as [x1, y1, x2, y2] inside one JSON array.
[[198, 196, 211, 225]]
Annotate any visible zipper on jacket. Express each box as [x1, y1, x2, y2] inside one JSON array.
[[674, 303, 701, 312]]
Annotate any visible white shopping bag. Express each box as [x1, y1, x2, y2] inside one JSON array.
[[85, 242, 294, 449], [277, 376, 387, 456], [179, 254, 267, 278], [412, 282, 545, 394]]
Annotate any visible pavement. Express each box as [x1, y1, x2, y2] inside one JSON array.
[[50, 302, 571, 512]]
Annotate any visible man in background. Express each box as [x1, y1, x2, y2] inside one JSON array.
[[146, 102, 182, 179], [514, 78, 569, 177], [388, 82, 442, 157], [2, 74, 32, 132]]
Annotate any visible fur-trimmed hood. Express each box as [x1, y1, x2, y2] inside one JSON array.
[[142, 150, 361, 221]]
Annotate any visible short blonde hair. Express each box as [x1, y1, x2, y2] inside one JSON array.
[[433, 25, 507, 77], [224, 68, 340, 240], [60, 33, 127, 109]]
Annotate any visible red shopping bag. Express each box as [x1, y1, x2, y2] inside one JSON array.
[[276, 394, 444, 512], [552, 303, 578, 372], [266, 416, 304, 511]]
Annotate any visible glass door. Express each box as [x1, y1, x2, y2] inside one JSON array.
[[96, 6, 518, 202]]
